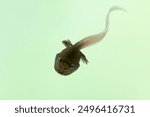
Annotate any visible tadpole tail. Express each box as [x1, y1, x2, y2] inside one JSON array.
[[74, 6, 126, 50]]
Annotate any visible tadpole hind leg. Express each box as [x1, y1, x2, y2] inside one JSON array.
[[80, 52, 88, 64], [62, 39, 73, 47]]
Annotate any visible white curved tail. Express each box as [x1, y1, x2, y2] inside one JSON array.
[[75, 6, 126, 50]]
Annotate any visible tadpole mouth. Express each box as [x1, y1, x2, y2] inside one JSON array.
[[54, 62, 71, 76], [56, 68, 71, 76]]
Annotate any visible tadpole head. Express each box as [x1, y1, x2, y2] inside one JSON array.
[[54, 53, 79, 76]]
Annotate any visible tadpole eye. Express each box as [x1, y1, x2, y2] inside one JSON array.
[[70, 64, 75, 69], [57, 57, 62, 63]]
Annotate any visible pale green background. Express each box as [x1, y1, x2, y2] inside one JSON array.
[[0, 0, 150, 99]]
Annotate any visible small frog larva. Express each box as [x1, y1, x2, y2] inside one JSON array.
[[54, 6, 126, 75]]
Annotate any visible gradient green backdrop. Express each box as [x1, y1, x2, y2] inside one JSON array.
[[0, 0, 150, 99]]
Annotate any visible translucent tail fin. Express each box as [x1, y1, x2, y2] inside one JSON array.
[[75, 6, 126, 50]]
